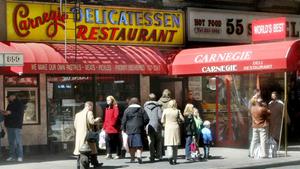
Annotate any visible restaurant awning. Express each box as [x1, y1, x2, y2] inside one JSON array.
[[171, 40, 300, 76], [5, 43, 168, 75]]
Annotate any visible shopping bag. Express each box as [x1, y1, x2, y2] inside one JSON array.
[[98, 130, 106, 150], [253, 143, 262, 159], [122, 131, 129, 152], [267, 137, 277, 158]]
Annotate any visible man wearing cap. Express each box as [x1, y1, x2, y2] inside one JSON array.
[[2, 92, 25, 162]]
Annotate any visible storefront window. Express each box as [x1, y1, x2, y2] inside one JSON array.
[[95, 75, 139, 120], [4, 75, 39, 125], [200, 75, 256, 147], [47, 76, 93, 149], [47, 75, 139, 151]]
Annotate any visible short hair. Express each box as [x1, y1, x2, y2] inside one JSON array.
[[84, 101, 93, 108], [129, 97, 139, 105], [148, 93, 156, 101], [203, 120, 211, 127]]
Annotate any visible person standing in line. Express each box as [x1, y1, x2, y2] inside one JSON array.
[[158, 89, 172, 157], [103, 96, 122, 159], [73, 101, 102, 168], [268, 91, 284, 144], [161, 100, 184, 165], [249, 99, 271, 158], [183, 103, 197, 161], [2, 93, 24, 162], [121, 97, 149, 164], [144, 93, 163, 162], [201, 120, 213, 160]]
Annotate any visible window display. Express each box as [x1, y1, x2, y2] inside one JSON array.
[[4, 75, 39, 125]]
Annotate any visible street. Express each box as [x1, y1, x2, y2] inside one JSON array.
[[1, 147, 300, 169]]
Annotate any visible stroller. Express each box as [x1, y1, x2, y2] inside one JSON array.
[[190, 136, 201, 160]]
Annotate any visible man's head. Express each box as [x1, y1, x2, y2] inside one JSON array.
[[271, 91, 278, 100], [148, 93, 156, 101], [129, 97, 139, 105], [6, 93, 17, 102], [84, 101, 93, 111]]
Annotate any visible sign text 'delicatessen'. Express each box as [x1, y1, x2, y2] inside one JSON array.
[[7, 2, 184, 46]]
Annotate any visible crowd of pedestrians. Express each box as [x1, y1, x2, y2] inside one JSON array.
[[73, 89, 214, 168]]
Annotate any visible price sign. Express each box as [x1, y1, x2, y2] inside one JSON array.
[[0, 53, 23, 66]]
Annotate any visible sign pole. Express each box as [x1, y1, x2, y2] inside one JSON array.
[[284, 71, 288, 157]]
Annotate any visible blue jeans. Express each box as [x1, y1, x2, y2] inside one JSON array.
[[7, 128, 23, 158], [185, 136, 193, 159], [203, 144, 210, 159]]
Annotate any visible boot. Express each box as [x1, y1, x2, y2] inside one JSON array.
[[90, 154, 103, 168]]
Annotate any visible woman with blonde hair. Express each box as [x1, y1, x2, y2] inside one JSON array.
[[103, 96, 122, 159], [74, 101, 102, 168], [161, 100, 184, 165], [183, 103, 197, 160]]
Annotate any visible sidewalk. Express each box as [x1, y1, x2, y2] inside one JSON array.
[[0, 146, 300, 169]]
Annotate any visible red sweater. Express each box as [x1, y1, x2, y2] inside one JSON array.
[[103, 105, 120, 133]]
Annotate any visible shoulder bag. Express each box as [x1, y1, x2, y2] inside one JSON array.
[[85, 112, 99, 143]]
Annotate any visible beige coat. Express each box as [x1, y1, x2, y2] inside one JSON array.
[[73, 109, 98, 155], [161, 108, 184, 146]]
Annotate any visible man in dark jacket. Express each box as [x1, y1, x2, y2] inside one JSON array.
[[144, 93, 163, 162], [121, 97, 149, 164], [2, 92, 24, 162]]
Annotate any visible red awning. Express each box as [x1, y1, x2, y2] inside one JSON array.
[[4, 43, 168, 75], [171, 40, 300, 75]]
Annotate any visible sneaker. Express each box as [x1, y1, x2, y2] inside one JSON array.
[[6, 157, 15, 162], [105, 154, 112, 159], [17, 157, 23, 162], [114, 156, 120, 159]]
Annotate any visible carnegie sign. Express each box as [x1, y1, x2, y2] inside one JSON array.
[[6, 2, 184, 46]]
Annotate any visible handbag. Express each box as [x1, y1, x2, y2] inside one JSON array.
[[0, 129, 5, 138], [85, 112, 99, 143], [177, 110, 183, 125]]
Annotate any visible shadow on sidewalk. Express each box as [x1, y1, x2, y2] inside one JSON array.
[[234, 160, 300, 169], [0, 153, 76, 165]]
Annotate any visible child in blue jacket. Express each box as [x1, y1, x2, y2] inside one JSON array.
[[201, 120, 212, 159]]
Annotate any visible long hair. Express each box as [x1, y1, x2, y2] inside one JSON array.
[[168, 99, 177, 109], [106, 95, 118, 106], [183, 103, 194, 117]]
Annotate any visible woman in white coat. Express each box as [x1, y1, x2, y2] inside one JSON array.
[[74, 101, 101, 168], [161, 100, 184, 165]]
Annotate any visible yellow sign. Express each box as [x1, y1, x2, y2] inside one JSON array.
[[7, 1, 184, 46]]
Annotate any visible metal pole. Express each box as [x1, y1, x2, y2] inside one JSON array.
[[284, 72, 288, 157]]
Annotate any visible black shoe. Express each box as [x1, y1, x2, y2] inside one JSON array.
[[149, 157, 155, 162], [93, 162, 103, 168], [168, 158, 173, 165], [137, 158, 143, 164]]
